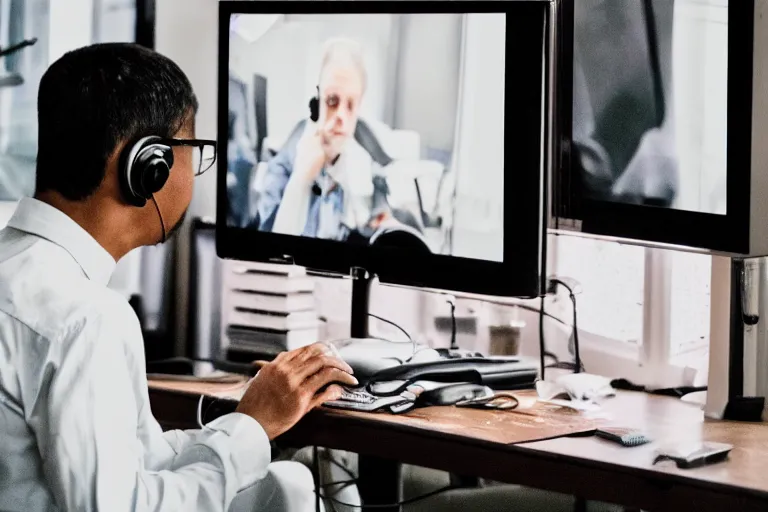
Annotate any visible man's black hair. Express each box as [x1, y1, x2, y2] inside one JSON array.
[[35, 43, 199, 201]]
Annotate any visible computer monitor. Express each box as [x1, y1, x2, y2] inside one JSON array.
[[556, 0, 756, 254], [217, 1, 555, 299]]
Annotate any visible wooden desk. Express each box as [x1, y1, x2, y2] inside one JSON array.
[[148, 380, 768, 512]]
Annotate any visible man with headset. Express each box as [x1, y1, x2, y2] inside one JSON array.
[[0, 43, 356, 511]]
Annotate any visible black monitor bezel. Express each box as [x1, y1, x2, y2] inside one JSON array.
[[216, 0, 551, 298], [557, 0, 754, 254]]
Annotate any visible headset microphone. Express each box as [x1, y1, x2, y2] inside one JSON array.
[[150, 196, 167, 243], [308, 85, 320, 122]]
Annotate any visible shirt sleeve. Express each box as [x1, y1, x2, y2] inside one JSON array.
[[257, 143, 296, 233], [36, 311, 272, 512], [272, 173, 313, 237]]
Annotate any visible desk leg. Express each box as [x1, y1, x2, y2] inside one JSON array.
[[358, 455, 402, 512]]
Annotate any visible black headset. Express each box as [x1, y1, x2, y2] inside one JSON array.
[[119, 136, 174, 207], [308, 85, 320, 122]]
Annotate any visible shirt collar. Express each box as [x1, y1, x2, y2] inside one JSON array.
[[7, 197, 117, 286]]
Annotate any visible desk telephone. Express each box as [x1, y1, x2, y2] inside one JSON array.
[[324, 346, 538, 413]]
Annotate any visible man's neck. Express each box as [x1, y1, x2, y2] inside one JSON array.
[[34, 192, 140, 261]]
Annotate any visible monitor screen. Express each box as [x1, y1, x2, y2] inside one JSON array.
[[573, 0, 728, 215], [218, 1, 550, 298], [225, 12, 506, 263]]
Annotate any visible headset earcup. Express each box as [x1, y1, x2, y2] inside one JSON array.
[[120, 137, 173, 207], [309, 96, 319, 122], [139, 159, 170, 196]]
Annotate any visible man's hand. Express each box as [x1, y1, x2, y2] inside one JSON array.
[[294, 121, 333, 185], [235, 343, 358, 440]]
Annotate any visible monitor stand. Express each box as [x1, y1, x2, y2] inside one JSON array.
[[350, 266, 374, 339], [348, 266, 404, 512], [340, 268, 424, 378]]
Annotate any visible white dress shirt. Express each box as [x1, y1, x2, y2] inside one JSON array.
[[0, 197, 271, 512]]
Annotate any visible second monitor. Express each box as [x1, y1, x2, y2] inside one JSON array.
[[218, 1, 554, 298]]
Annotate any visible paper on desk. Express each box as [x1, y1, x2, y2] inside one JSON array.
[[537, 373, 615, 401], [536, 373, 615, 412]]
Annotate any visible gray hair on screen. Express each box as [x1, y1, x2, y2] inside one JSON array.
[[318, 37, 368, 93]]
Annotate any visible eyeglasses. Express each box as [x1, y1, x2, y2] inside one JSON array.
[[161, 138, 218, 176]]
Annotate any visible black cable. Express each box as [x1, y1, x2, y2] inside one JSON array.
[[325, 454, 358, 482], [313, 449, 359, 512], [316, 485, 457, 510], [368, 313, 415, 355], [321, 479, 358, 489], [569, 292, 582, 374], [150, 195, 167, 243], [314, 447, 322, 512], [611, 378, 707, 398], [539, 296, 547, 381], [549, 279, 583, 374], [447, 297, 458, 350]]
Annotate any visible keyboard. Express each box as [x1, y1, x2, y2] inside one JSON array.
[[338, 388, 377, 404], [324, 387, 417, 413]]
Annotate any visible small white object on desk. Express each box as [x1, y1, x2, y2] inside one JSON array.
[[536, 373, 616, 412]]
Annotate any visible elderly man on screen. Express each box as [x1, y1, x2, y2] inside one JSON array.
[[256, 38, 395, 242]]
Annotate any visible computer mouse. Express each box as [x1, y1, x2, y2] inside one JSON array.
[[316, 381, 362, 396]]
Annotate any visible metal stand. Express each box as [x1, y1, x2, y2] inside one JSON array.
[[706, 257, 765, 421], [724, 259, 765, 421], [350, 267, 403, 511]]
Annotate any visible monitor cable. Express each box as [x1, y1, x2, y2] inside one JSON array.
[[611, 378, 707, 398], [547, 278, 583, 374], [313, 447, 358, 512], [538, 298, 562, 381], [446, 296, 458, 350], [539, 296, 547, 381], [368, 313, 416, 356]]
